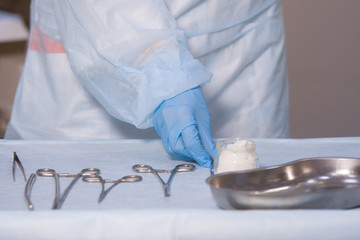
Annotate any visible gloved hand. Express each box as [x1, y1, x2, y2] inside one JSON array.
[[153, 87, 217, 168]]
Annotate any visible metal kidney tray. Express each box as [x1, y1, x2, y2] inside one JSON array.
[[206, 157, 360, 209]]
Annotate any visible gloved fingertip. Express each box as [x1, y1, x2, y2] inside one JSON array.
[[195, 156, 212, 168], [199, 159, 212, 168]]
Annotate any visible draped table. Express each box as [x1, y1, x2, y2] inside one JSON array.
[[0, 138, 359, 239]]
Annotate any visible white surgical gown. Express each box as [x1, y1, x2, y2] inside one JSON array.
[[5, 0, 289, 139]]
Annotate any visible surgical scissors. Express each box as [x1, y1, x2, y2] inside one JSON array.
[[36, 168, 100, 209], [12, 152, 27, 181], [82, 174, 142, 203], [132, 164, 196, 197]]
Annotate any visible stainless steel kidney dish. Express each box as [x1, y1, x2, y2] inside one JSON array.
[[206, 157, 360, 209]]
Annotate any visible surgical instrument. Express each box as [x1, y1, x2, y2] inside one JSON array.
[[132, 164, 196, 197], [82, 174, 142, 203], [24, 173, 37, 210], [210, 156, 215, 176], [36, 168, 100, 209], [12, 152, 26, 182], [207, 157, 360, 209]]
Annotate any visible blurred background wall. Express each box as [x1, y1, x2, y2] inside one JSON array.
[[282, 0, 360, 137], [0, 0, 29, 138], [0, 1, 359, 138]]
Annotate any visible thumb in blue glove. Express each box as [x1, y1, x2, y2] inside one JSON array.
[[153, 86, 217, 168]]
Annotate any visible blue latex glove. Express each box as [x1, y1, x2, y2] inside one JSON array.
[[153, 87, 217, 168]]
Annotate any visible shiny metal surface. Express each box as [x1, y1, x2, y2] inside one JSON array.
[[82, 174, 142, 203], [36, 168, 101, 209], [210, 156, 215, 176], [206, 157, 360, 209], [24, 173, 36, 210], [132, 164, 196, 197], [52, 168, 101, 209], [12, 152, 27, 182]]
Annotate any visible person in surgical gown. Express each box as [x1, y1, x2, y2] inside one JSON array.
[[5, 0, 289, 168]]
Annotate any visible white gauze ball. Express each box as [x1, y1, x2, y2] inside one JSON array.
[[216, 139, 259, 173]]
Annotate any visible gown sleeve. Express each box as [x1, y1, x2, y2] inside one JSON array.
[[52, 0, 212, 128]]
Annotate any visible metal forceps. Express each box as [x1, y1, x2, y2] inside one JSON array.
[[25, 173, 37, 210], [12, 152, 27, 181], [132, 164, 196, 197], [82, 174, 142, 203], [36, 168, 100, 209]]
